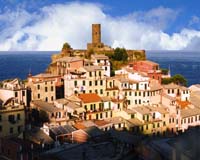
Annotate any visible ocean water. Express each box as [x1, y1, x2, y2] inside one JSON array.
[[0, 51, 54, 81], [0, 51, 200, 86], [147, 50, 200, 86]]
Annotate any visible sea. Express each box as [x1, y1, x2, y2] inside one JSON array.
[[0, 50, 200, 86]]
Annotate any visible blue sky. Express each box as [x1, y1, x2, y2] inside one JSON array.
[[0, 0, 200, 50]]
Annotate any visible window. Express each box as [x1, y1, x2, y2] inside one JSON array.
[[37, 85, 40, 90], [125, 92, 127, 96], [117, 104, 120, 109], [51, 86, 54, 91], [8, 115, 15, 123], [0, 125, 2, 132], [90, 104, 93, 110], [74, 81, 77, 87], [143, 92, 145, 97], [95, 89, 98, 94], [129, 92, 131, 96], [145, 84, 147, 90], [38, 94, 40, 99], [45, 87, 48, 92], [99, 71, 101, 76], [84, 105, 87, 110], [131, 114, 135, 119], [15, 92, 18, 97], [135, 92, 137, 96], [95, 80, 98, 86], [51, 96, 54, 101], [100, 80, 103, 85], [136, 84, 139, 90], [89, 81, 92, 86], [105, 112, 108, 118], [139, 99, 141, 104], [100, 113, 103, 119], [168, 89, 170, 94], [10, 127, 13, 134], [109, 82, 112, 87], [163, 121, 166, 126], [139, 92, 141, 96], [83, 80, 85, 86], [105, 67, 107, 71], [18, 126, 21, 133], [135, 100, 137, 104], [0, 115, 2, 121], [22, 90, 25, 96], [100, 89, 103, 94], [89, 90, 92, 93], [89, 72, 92, 77], [96, 114, 99, 119], [113, 91, 115, 96], [45, 97, 48, 102], [17, 114, 20, 120], [146, 125, 148, 130]]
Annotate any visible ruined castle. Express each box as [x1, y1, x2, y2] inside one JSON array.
[[47, 24, 146, 74]]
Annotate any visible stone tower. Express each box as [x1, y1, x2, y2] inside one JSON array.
[[92, 24, 101, 44]]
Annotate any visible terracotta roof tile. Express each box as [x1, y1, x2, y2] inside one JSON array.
[[78, 93, 101, 103], [176, 100, 191, 109]]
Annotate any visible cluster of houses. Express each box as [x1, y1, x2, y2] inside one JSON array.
[[1, 24, 200, 159], [1, 53, 200, 139]]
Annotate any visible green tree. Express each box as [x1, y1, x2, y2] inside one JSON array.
[[171, 74, 187, 86], [62, 42, 71, 51], [113, 47, 128, 61], [161, 68, 169, 75], [161, 78, 172, 84], [162, 74, 187, 86]]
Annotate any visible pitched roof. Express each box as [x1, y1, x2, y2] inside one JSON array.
[[181, 107, 200, 118], [31, 100, 62, 113], [92, 54, 108, 60], [134, 60, 159, 66], [162, 83, 180, 89], [50, 125, 76, 136], [176, 100, 191, 109], [82, 66, 103, 72], [78, 93, 101, 103], [55, 56, 83, 63], [32, 73, 59, 78]]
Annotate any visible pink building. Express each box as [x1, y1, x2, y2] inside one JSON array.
[[130, 60, 162, 83]]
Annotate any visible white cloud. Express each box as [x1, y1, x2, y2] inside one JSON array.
[[0, 2, 200, 51]]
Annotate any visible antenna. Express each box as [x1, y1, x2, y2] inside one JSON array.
[[168, 65, 171, 77]]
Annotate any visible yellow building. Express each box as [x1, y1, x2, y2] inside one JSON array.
[[0, 98, 25, 137], [27, 73, 63, 103]]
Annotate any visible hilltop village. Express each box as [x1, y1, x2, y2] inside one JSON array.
[[1, 24, 200, 160]]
